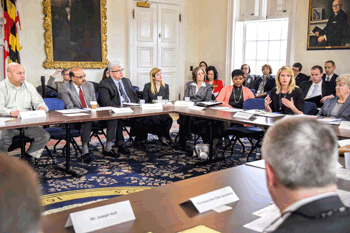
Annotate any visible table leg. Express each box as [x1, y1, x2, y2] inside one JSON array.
[[19, 128, 25, 159]]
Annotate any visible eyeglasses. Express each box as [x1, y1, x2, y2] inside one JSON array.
[[242, 68, 249, 70], [73, 74, 86, 79], [332, 4, 341, 7], [111, 69, 124, 73]]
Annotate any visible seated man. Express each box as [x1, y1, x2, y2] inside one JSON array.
[[254, 64, 276, 98], [47, 68, 71, 93], [262, 116, 350, 232], [321, 60, 338, 103], [0, 152, 43, 232], [292, 62, 309, 86], [300, 65, 335, 107], [59, 67, 118, 162], [0, 63, 50, 161]]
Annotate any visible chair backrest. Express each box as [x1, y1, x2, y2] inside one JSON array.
[[243, 98, 265, 110], [44, 98, 65, 110], [90, 81, 99, 93], [304, 101, 318, 115], [37, 86, 59, 98], [250, 89, 256, 95]]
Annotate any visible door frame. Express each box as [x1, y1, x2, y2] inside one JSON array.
[[127, 0, 186, 100]]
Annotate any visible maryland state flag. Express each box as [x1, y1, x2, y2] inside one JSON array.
[[2, 0, 21, 64]]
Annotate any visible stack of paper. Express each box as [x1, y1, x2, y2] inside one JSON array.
[[243, 204, 281, 232]]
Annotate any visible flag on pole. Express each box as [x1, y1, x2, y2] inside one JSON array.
[[2, 0, 21, 64]]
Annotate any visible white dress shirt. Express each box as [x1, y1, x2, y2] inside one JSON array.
[[306, 80, 323, 99]]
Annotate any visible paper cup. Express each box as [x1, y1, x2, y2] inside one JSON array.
[[90, 101, 97, 111], [140, 99, 145, 105], [157, 96, 162, 102], [185, 97, 190, 102], [345, 152, 350, 170]]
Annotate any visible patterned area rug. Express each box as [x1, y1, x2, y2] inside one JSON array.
[[9, 122, 260, 215]]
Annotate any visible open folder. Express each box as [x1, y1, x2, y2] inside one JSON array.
[[305, 95, 322, 107]]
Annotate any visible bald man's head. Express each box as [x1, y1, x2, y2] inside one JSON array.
[[7, 63, 25, 87]]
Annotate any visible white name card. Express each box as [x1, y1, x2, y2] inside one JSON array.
[[339, 121, 350, 130], [65, 200, 135, 233], [189, 186, 239, 213], [233, 111, 254, 120], [141, 104, 163, 110], [110, 107, 134, 114], [174, 101, 195, 107], [18, 110, 46, 119]]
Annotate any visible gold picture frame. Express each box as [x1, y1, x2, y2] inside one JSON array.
[[43, 0, 108, 69]]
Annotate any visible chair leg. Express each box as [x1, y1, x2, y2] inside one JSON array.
[[237, 138, 245, 155], [230, 137, 239, 157], [45, 146, 56, 165], [95, 134, 105, 151], [54, 140, 61, 154], [246, 138, 262, 162]]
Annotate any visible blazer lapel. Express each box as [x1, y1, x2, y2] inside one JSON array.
[[108, 77, 118, 95], [70, 82, 81, 108], [337, 97, 350, 117], [82, 84, 92, 104]]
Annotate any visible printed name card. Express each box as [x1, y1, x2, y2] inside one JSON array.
[[339, 121, 350, 130], [141, 103, 163, 110], [65, 200, 135, 233], [189, 186, 239, 213], [18, 110, 46, 119], [110, 107, 134, 114], [174, 101, 195, 107], [233, 111, 254, 120]]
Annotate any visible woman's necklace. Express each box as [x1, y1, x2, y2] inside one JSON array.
[[233, 87, 242, 103]]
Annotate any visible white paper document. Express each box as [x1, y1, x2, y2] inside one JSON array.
[[210, 106, 232, 110], [123, 102, 140, 106], [338, 139, 350, 148], [196, 101, 221, 106], [110, 107, 134, 114], [244, 208, 281, 232], [220, 108, 244, 112], [189, 186, 239, 213], [62, 113, 90, 117], [337, 189, 350, 206], [188, 106, 206, 111], [246, 159, 266, 169], [174, 101, 195, 107], [83, 106, 115, 111], [317, 118, 342, 125], [56, 109, 88, 114], [65, 200, 135, 233], [336, 168, 350, 181], [0, 117, 16, 126], [339, 121, 350, 130], [212, 205, 233, 213], [233, 111, 254, 119]]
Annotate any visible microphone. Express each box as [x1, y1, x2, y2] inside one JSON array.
[[41, 76, 45, 97]]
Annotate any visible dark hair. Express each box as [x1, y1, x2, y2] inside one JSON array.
[[262, 64, 273, 74], [311, 65, 323, 74], [102, 67, 109, 80], [61, 69, 70, 75], [231, 69, 244, 79], [206, 66, 218, 81], [199, 61, 208, 69], [325, 60, 335, 67], [292, 63, 302, 72], [192, 67, 207, 83], [240, 64, 251, 74]]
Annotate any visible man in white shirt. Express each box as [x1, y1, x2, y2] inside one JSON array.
[[0, 63, 50, 160], [262, 117, 350, 232]]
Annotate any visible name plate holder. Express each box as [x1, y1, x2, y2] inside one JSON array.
[[141, 103, 163, 110], [233, 111, 254, 120], [188, 186, 239, 213], [339, 121, 350, 130], [110, 107, 134, 114], [65, 200, 135, 233], [18, 110, 46, 119], [174, 101, 195, 107]]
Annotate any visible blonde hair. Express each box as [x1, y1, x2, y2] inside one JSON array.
[[192, 67, 207, 83], [150, 67, 165, 94], [276, 66, 296, 94], [336, 74, 350, 88]]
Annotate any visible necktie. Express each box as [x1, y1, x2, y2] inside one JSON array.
[[327, 76, 330, 82], [79, 86, 87, 108], [310, 84, 318, 97], [118, 82, 130, 103]]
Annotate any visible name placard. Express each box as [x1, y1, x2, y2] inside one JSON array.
[[339, 121, 350, 130], [233, 111, 254, 120], [174, 101, 195, 107], [110, 107, 134, 114], [188, 106, 205, 111], [189, 186, 239, 213], [141, 104, 163, 110], [18, 110, 46, 119], [65, 200, 135, 233]]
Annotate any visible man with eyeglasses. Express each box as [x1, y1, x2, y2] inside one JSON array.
[[47, 68, 71, 93], [292, 62, 309, 86], [315, 0, 348, 46], [59, 67, 119, 162]]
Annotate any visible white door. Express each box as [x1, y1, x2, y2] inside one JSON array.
[[132, 2, 180, 100]]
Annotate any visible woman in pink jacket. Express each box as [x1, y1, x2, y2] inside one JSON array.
[[216, 69, 255, 108]]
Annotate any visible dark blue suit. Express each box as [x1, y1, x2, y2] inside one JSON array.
[[320, 10, 348, 46]]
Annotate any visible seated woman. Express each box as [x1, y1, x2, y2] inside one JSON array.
[[217, 69, 255, 108], [254, 64, 276, 98], [142, 68, 173, 146], [182, 67, 223, 151], [241, 64, 256, 89], [318, 74, 350, 121], [265, 66, 304, 115], [206, 66, 224, 97], [101, 68, 110, 81]]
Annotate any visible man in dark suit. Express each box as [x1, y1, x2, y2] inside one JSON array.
[[292, 62, 309, 86], [262, 117, 350, 232], [300, 65, 335, 107], [59, 67, 118, 162], [98, 62, 151, 150], [315, 0, 348, 46], [322, 60, 338, 103]]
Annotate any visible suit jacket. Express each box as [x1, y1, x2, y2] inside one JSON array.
[[318, 96, 350, 121], [216, 85, 255, 108], [143, 82, 169, 103], [59, 81, 96, 109], [184, 82, 213, 102], [320, 10, 348, 46], [269, 87, 305, 114], [274, 195, 350, 233], [47, 76, 68, 93], [322, 73, 339, 84], [254, 75, 276, 94], [98, 77, 139, 107], [295, 73, 309, 87], [300, 80, 335, 99]]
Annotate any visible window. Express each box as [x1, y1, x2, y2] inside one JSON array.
[[235, 18, 289, 75]]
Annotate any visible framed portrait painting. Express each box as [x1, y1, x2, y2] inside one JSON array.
[[43, 0, 108, 68], [307, 0, 350, 50]]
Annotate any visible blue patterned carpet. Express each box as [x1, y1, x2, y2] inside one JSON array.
[[9, 125, 259, 214]]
